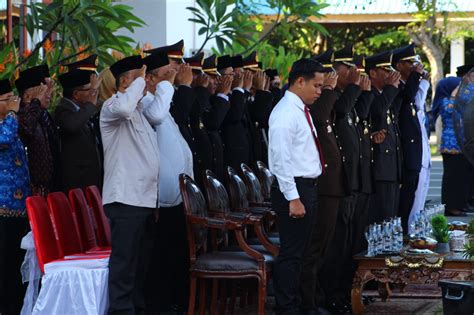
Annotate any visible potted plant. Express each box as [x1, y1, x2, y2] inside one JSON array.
[[463, 219, 474, 259], [431, 215, 450, 253]]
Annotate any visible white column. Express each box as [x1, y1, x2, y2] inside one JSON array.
[[450, 37, 465, 76]]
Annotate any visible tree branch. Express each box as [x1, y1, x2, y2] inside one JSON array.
[[16, 3, 81, 69]]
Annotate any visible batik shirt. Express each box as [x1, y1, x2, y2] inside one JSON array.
[[0, 112, 31, 218]]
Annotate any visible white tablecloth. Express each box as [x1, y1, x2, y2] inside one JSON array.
[[32, 266, 109, 315]]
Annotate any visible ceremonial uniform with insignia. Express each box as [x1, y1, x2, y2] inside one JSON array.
[[392, 44, 424, 232], [54, 55, 103, 192], [366, 51, 401, 222]]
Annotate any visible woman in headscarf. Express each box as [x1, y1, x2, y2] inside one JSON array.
[[0, 79, 31, 315], [437, 73, 473, 216]]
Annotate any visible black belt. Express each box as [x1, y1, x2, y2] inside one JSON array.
[[294, 177, 318, 185]]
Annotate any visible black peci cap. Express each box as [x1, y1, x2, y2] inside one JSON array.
[[64, 54, 99, 72], [231, 55, 244, 69], [217, 55, 233, 71], [0, 79, 12, 95], [203, 55, 220, 76], [15, 65, 50, 93], [334, 45, 355, 67], [264, 69, 278, 79], [58, 70, 94, 89], [392, 43, 417, 66], [456, 64, 474, 77], [312, 48, 334, 69], [365, 51, 394, 73], [144, 40, 185, 61], [142, 51, 169, 72], [243, 52, 259, 70], [109, 55, 143, 79], [184, 52, 205, 73]]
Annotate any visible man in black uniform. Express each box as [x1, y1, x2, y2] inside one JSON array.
[[300, 49, 349, 314], [392, 44, 425, 232], [55, 55, 103, 192], [323, 45, 364, 311], [366, 51, 402, 222], [203, 55, 232, 180]]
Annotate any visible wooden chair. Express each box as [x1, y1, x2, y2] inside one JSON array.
[[240, 163, 271, 207], [179, 174, 268, 315], [256, 161, 275, 201]]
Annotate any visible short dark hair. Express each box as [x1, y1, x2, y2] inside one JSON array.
[[288, 58, 324, 86]]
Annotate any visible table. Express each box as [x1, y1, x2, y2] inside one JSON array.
[[351, 251, 474, 315]]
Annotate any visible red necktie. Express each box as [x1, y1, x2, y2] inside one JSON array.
[[304, 105, 325, 175]]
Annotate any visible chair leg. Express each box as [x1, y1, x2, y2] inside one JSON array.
[[257, 276, 267, 315], [239, 280, 247, 309], [199, 279, 207, 315], [219, 280, 227, 315], [229, 281, 237, 314], [188, 276, 198, 315], [248, 279, 255, 306], [210, 279, 218, 315]]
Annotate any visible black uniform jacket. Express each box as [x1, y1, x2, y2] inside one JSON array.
[[54, 98, 102, 192]]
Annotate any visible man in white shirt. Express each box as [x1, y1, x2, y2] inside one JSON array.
[[140, 51, 194, 313], [409, 72, 431, 232], [268, 58, 325, 315], [100, 55, 159, 315]]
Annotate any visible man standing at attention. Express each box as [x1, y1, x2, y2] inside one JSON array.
[[269, 58, 325, 315], [100, 56, 158, 314]]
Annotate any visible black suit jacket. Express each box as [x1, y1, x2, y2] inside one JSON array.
[[398, 72, 423, 173], [370, 85, 400, 182], [206, 94, 231, 181], [354, 91, 375, 194], [334, 84, 362, 192], [310, 89, 349, 197], [54, 98, 102, 192], [247, 89, 273, 165], [171, 85, 196, 154], [221, 89, 250, 170]]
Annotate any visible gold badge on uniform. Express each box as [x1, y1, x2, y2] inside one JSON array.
[[412, 108, 416, 116], [364, 128, 369, 135], [387, 116, 391, 124]]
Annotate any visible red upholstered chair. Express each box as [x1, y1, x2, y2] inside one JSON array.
[[68, 188, 111, 253], [85, 186, 111, 247]]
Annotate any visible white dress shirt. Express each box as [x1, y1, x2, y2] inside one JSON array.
[[268, 90, 322, 201], [142, 81, 194, 208], [415, 79, 431, 168], [100, 77, 160, 208]]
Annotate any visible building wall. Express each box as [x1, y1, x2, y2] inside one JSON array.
[[115, 0, 215, 56]]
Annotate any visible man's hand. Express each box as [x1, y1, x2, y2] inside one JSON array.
[[29, 84, 48, 106], [359, 75, 371, 91], [192, 73, 209, 88], [138, 65, 147, 79], [158, 65, 178, 84], [90, 74, 101, 91], [243, 70, 253, 91], [253, 71, 266, 91], [289, 199, 305, 218], [371, 129, 387, 144], [346, 67, 361, 86], [413, 63, 424, 74], [6, 95, 21, 113], [264, 76, 270, 91], [216, 75, 233, 95], [422, 70, 430, 81], [174, 64, 193, 86], [386, 71, 401, 88], [231, 71, 243, 89], [323, 71, 338, 90]]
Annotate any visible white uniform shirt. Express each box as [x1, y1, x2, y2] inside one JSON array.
[[268, 90, 322, 201], [100, 77, 160, 208], [415, 79, 431, 168], [142, 81, 194, 208]]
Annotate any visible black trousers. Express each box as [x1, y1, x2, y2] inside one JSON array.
[[442, 153, 473, 211], [300, 195, 340, 310], [352, 192, 371, 256], [272, 178, 318, 315], [398, 169, 419, 232], [145, 204, 189, 313], [0, 217, 29, 315], [321, 193, 357, 301], [369, 181, 399, 223], [105, 203, 154, 315]]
